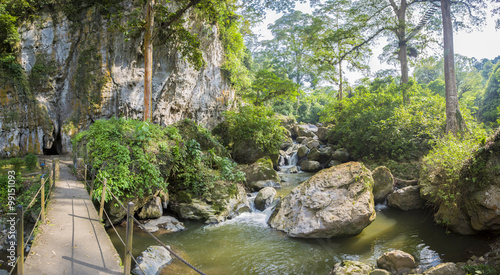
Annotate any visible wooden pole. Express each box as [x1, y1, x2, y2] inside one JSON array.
[[99, 179, 107, 221], [16, 205, 24, 275], [52, 161, 56, 190], [90, 169, 95, 199], [40, 176, 45, 222], [123, 202, 134, 275]]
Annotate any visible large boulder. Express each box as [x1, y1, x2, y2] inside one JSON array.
[[138, 196, 163, 219], [238, 157, 280, 191], [376, 250, 415, 274], [132, 246, 172, 275], [387, 186, 426, 211], [297, 145, 309, 158], [467, 184, 500, 232], [306, 139, 321, 149], [143, 216, 185, 233], [106, 196, 151, 225], [317, 126, 332, 142], [233, 139, 278, 165], [434, 204, 476, 235], [308, 147, 332, 164], [332, 148, 350, 163], [299, 160, 322, 172], [423, 263, 465, 275], [293, 124, 317, 138], [254, 187, 277, 211], [268, 162, 376, 238], [330, 260, 373, 275], [372, 166, 395, 202], [170, 183, 249, 223]]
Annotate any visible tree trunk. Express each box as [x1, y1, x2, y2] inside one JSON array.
[[395, 0, 410, 105], [441, 0, 467, 134], [144, 0, 155, 121], [338, 60, 343, 101]]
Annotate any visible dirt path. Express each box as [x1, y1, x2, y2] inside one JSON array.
[[24, 157, 123, 275]]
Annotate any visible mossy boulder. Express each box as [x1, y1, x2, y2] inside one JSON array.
[[330, 260, 373, 275], [254, 187, 277, 211], [269, 162, 375, 238], [372, 166, 394, 202], [233, 138, 279, 165], [387, 186, 425, 211], [237, 157, 280, 191]]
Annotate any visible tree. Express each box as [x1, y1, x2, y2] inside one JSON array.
[[439, 0, 487, 134], [144, 0, 155, 121], [257, 11, 316, 114], [250, 69, 299, 106], [308, 1, 370, 100]]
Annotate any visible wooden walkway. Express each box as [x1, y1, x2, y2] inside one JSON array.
[[24, 157, 123, 275]]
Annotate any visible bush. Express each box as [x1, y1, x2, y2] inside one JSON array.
[[25, 153, 38, 171], [419, 133, 483, 209], [223, 105, 287, 154], [463, 264, 500, 275], [10, 157, 23, 173], [73, 117, 243, 201], [323, 78, 445, 160]]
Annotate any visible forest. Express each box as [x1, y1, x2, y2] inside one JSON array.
[[1, 0, 500, 274]]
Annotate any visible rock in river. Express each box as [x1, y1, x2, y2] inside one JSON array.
[[268, 162, 376, 238], [132, 246, 172, 275]]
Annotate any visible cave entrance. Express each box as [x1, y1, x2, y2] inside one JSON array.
[[43, 131, 62, 155]]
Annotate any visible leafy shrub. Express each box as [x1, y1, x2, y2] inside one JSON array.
[[463, 264, 500, 275], [323, 78, 445, 160], [223, 105, 287, 154], [419, 133, 484, 209], [25, 153, 38, 171], [73, 117, 243, 202], [479, 63, 500, 127], [10, 157, 23, 173]]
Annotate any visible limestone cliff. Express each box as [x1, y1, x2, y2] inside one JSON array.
[[0, 4, 234, 157]]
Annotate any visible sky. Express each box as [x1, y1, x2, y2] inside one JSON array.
[[251, 2, 500, 84]]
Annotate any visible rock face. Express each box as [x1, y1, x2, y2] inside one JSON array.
[[376, 250, 415, 274], [330, 260, 373, 275], [254, 187, 276, 211], [132, 246, 172, 275], [372, 166, 394, 201], [238, 157, 280, 191], [169, 183, 249, 223], [268, 162, 376, 238], [434, 204, 476, 235], [138, 196, 163, 220], [387, 186, 425, 211], [1, 3, 234, 157], [467, 184, 500, 232], [106, 196, 151, 225]]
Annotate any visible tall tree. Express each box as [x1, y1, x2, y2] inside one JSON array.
[[322, 0, 438, 105], [258, 11, 316, 114], [309, 1, 370, 100], [144, 0, 155, 121]]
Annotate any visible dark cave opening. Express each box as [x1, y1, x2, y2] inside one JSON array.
[[43, 131, 62, 155]]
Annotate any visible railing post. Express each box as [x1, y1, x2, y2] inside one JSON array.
[[52, 160, 56, 189], [16, 205, 24, 275], [40, 176, 45, 222], [84, 164, 87, 186], [90, 169, 95, 199], [124, 202, 134, 275], [99, 179, 107, 221]]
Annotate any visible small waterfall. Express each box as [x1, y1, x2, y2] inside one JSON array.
[[288, 152, 298, 166]]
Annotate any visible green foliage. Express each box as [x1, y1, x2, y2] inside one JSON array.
[[479, 63, 500, 127], [223, 105, 287, 154], [10, 157, 24, 173], [73, 117, 242, 201], [420, 133, 484, 209], [25, 153, 38, 171], [463, 264, 500, 275], [0, 4, 19, 56], [323, 78, 446, 160], [249, 69, 298, 106]]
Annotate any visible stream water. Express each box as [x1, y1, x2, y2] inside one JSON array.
[[107, 162, 494, 274]]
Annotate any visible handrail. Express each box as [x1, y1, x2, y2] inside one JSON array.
[[82, 164, 206, 275], [9, 159, 59, 275]]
